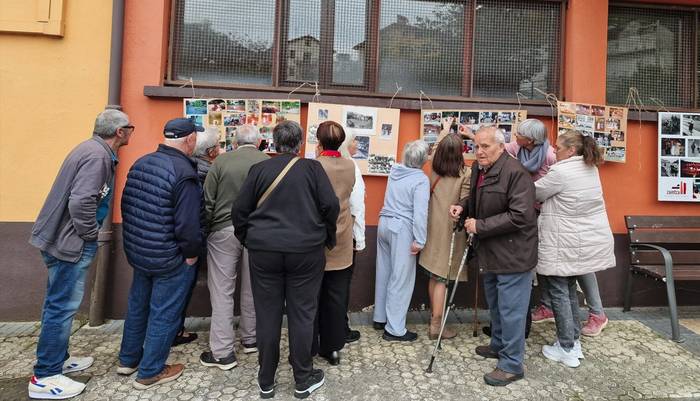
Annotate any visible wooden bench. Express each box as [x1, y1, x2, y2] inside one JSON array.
[[623, 215, 700, 342]]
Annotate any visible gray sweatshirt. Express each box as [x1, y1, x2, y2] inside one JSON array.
[[379, 163, 430, 246], [30, 136, 117, 262]]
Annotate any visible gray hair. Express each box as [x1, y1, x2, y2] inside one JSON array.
[[517, 118, 547, 145], [339, 131, 356, 159], [164, 137, 187, 145], [194, 127, 220, 157], [93, 109, 129, 139], [273, 120, 303, 154], [236, 125, 261, 146], [476, 125, 505, 145], [402, 140, 429, 169]]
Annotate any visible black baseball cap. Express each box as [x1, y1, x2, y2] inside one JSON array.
[[163, 118, 205, 138]]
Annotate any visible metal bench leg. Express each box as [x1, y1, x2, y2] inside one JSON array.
[[623, 268, 633, 312], [664, 278, 683, 343]]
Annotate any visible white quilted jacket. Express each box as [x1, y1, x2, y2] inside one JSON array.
[[535, 156, 616, 277]]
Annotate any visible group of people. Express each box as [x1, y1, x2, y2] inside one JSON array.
[[27, 109, 615, 399]]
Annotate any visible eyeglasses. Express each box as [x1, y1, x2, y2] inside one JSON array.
[[121, 125, 135, 132]]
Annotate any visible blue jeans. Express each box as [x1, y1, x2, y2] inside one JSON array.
[[34, 241, 98, 378], [119, 262, 196, 379], [483, 271, 532, 375]]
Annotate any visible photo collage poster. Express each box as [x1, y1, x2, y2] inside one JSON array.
[[183, 98, 301, 153], [306, 103, 400, 176], [420, 109, 527, 159], [556, 101, 628, 163], [658, 112, 700, 202]]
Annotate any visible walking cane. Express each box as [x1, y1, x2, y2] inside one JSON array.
[[472, 268, 479, 337], [426, 233, 474, 373]]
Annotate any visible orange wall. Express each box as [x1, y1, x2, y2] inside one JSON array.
[[117, 0, 700, 233]]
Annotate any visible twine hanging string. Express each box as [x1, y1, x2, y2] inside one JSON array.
[[516, 92, 527, 111], [533, 88, 560, 143], [312, 81, 321, 103], [649, 97, 670, 113], [418, 90, 434, 110], [624, 87, 646, 171], [389, 82, 402, 109], [179, 77, 197, 98], [288, 81, 310, 99]]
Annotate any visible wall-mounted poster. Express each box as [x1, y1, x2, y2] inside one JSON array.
[[557, 101, 628, 163], [419, 109, 527, 158], [306, 103, 400, 176], [658, 112, 700, 202], [183, 98, 301, 153]]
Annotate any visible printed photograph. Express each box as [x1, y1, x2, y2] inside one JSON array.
[[559, 102, 576, 114], [276, 113, 287, 124], [246, 114, 259, 126], [368, 154, 395, 175], [208, 112, 223, 127], [307, 124, 318, 144], [262, 101, 280, 114], [226, 99, 246, 112], [463, 139, 476, 155], [460, 112, 479, 125], [681, 159, 700, 178], [208, 99, 226, 112], [580, 130, 594, 137], [594, 132, 611, 147], [605, 147, 626, 162], [281, 101, 300, 114], [498, 112, 515, 124], [606, 118, 621, 131], [223, 113, 245, 127], [318, 109, 329, 120], [660, 158, 679, 177], [661, 138, 686, 157], [695, 179, 700, 199], [185, 99, 207, 115], [499, 125, 512, 143], [345, 107, 376, 131], [442, 111, 459, 133], [351, 136, 370, 159], [558, 128, 570, 136], [260, 126, 273, 139], [187, 114, 204, 126], [423, 112, 441, 125], [479, 112, 497, 124], [559, 113, 575, 129], [247, 100, 260, 114], [682, 114, 700, 136], [688, 139, 700, 158], [225, 138, 233, 152], [262, 140, 276, 153], [424, 125, 440, 144], [576, 115, 595, 130], [576, 104, 592, 115], [592, 106, 606, 117], [661, 113, 681, 135], [261, 113, 276, 126], [609, 107, 625, 119], [381, 124, 392, 139], [595, 117, 606, 131], [611, 130, 625, 142]]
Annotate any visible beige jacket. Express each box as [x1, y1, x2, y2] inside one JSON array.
[[318, 156, 355, 270], [419, 168, 471, 281]]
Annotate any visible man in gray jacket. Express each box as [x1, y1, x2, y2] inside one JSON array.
[[27, 109, 133, 400]]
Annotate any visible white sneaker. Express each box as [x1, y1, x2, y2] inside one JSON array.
[[28, 374, 86, 399], [542, 342, 581, 368], [555, 340, 584, 359], [62, 356, 94, 374]]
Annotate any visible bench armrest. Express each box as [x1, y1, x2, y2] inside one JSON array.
[[631, 243, 675, 283]]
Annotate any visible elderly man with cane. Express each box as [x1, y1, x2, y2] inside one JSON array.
[[450, 126, 538, 386]]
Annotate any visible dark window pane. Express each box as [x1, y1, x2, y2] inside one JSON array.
[[378, 1, 465, 96], [284, 0, 321, 82], [171, 0, 275, 86], [607, 6, 694, 108], [333, 1, 367, 85], [473, 0, 562, 100]]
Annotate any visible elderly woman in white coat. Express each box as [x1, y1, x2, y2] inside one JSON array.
[[534, 130, 616, 368]]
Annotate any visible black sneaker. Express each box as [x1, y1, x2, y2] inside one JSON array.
[[242, 342, 258, 354], [372, 321, 386, 331], [259, 382, 275, 399], [345, 330, 361, 344], [382, 330, 418, 342], [199, 351, 238, 370], [294, 368, 325, 399]]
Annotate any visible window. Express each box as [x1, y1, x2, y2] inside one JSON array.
[[607, 5, 696, 109], [168, 0, 563, 100]]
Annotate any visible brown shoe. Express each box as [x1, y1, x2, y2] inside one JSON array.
[[133, 364, 184, 390], [483, 368, 524, 386], [428, 315, 457, 340], [475, 345, 499, 359]]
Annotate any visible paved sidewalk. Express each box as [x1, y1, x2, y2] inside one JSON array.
[[2, 308, 700, 400]]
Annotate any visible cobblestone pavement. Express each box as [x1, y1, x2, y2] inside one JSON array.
[[2, 308, 700, 401]]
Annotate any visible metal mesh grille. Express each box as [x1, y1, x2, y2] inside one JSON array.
[[283, 0, 321, 83], [378, 0, 465, 96], [170, 0, 276, 86], [333, 1, 367, 85], [607, 6, 695, 109], [472, 0, 561, 100]]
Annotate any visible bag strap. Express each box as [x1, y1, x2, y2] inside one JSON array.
[[430, 176, 442, 194], [257, 156, 300, 208]]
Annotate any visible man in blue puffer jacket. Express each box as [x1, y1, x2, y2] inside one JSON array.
[[117, 118, 204, 390]]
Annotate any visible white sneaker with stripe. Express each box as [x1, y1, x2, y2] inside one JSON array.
[[62, 356, 94, 374], [28, 374, 86, 399]]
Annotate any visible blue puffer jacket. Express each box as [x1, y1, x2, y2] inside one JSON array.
[[122, 144, 203, 274]]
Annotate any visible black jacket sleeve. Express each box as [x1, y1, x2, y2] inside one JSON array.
[[232, 165, 258, 246], [173, 176, 203, 258], [313, 162, 340, 249]]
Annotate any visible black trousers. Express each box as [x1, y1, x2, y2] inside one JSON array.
[[343, 250, 357, 333], [248, 248, 325, 387], [314, 267, 353, 355]]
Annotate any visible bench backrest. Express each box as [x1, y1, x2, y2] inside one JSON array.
[[625, 215, 700, 265]]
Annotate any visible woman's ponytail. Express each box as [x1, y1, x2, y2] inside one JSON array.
[[581, 134, 604, 167]]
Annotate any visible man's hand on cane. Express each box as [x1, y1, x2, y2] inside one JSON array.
[[464, 218, 478, 234], [449, 205, 463, 222]]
